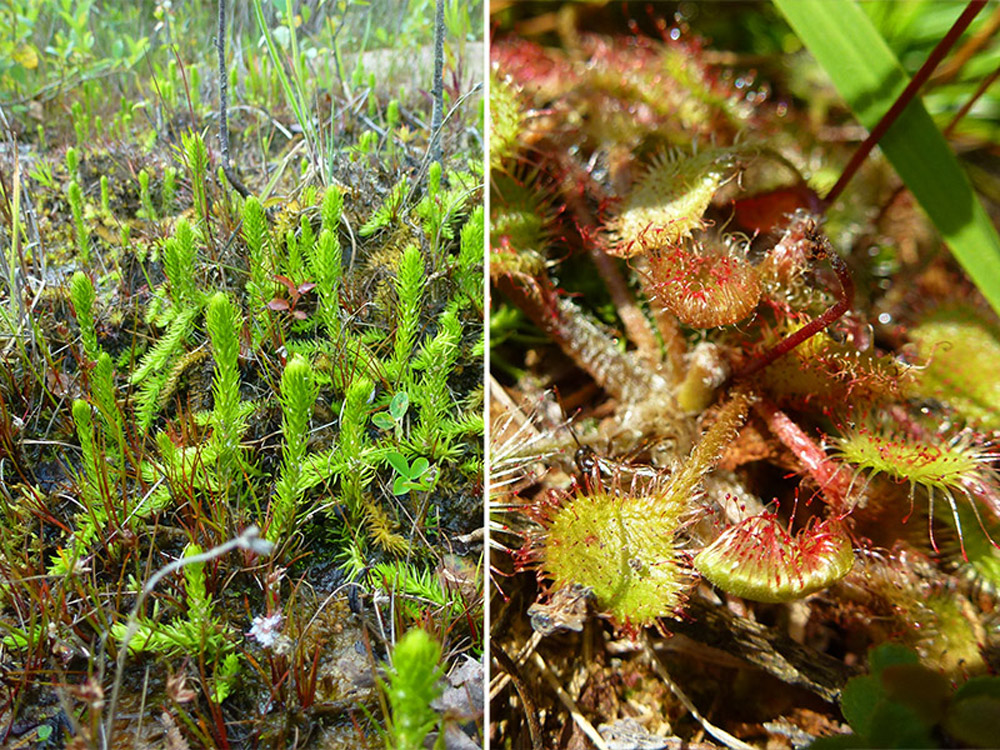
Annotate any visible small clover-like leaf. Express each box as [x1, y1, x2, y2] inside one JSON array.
[[372, 413, 395, 430], [389, 391, 410, 420], [841, 675, 882, 740], [868, 642, 921, 677], [409, 457, 429, 479], [386, 451, 411, 477]]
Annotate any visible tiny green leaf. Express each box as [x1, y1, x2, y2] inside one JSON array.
[[386, 451, 411, 477], [409, 457, 429, 479], [868, 642, 920, 676], [389, 391, 410, 420], [372, 412, 395, 430], [841, 676, 882, 740]]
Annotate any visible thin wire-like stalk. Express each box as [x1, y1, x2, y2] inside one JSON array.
[[824, 0, 988, 206], [218, 0, 251, 198]]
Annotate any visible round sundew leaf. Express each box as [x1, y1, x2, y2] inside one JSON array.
[[543, 490, 687, 626], [836, 425, 983, 491], [609, 148, 738, 257], [646, 244, 762, 328], [693, 515, 854, 603]]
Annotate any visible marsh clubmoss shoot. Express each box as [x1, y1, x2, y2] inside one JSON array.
[[694, 515, 854, 603], [269, 354, 317, 541], [206, 292, 245, 481], [69, 270, 99, 362], [67, 180, 88, 263], [386, 629, 443, 750], [164, 218, 198, 306]]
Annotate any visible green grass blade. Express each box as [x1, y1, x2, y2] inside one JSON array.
[[251, 0, 317, 160], [775, 0, 1000, 317]]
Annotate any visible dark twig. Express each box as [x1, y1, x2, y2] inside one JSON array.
[[824, 0, 987, 206], [429, 0, 445, 168], [218, 0, 251, 198]]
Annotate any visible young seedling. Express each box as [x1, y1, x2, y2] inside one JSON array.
[[386, 451, 436, 496], [373, 391, 410, 441]]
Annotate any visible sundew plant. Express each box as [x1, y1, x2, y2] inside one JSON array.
[[489, 2, 1000, 749], [0, 0, 484, 747]]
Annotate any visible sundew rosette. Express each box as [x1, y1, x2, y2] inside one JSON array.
[[542, 486, 688, 627]]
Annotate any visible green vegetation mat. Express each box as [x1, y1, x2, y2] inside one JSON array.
[[0, 1, 484, 747]]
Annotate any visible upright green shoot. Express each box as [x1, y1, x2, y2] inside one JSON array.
[[70, 271, 99, 362], [181, 130, 210, 223], [90, 352, 124, 459], [384, 628, 443, 750], [163, 219, 199, 307], [309, 187, 344, 331], [340, 376, 374, 514], [67, 181, 88, 263], [206, 292, 245, 486], [268, 354, 317, 541], [390, 245, 424, 382]]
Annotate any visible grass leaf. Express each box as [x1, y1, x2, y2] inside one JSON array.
[[775, 0, 1000, 317]]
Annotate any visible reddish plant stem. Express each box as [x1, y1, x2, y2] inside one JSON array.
[[931, 2, 1000, 86], [737, 248, 854, 380], [754, 397, 852, 514], [824, 0, 987, 207], [943, 65, 1000, 137]]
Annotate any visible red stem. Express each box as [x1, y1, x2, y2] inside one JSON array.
[[824, 0, 987, 206], [754, 398, 852, 513], [737, 250, 854, 380], [943, 65, 1000, 137]]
